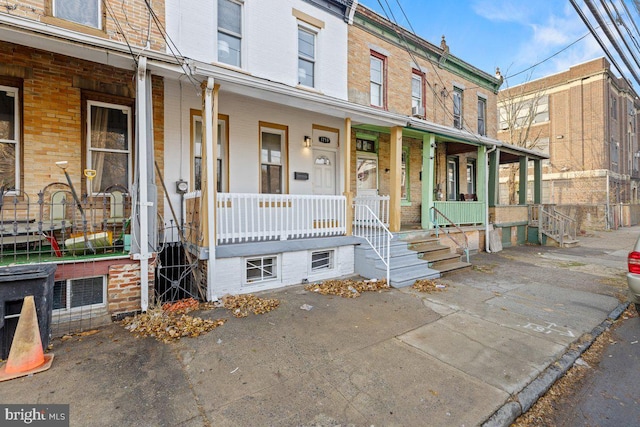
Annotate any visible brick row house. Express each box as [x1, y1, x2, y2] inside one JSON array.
[[498, 57, 640, 230], [0, 0, 544, 336]]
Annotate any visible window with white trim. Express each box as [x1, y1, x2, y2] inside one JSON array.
[[53, 276, 106, 313], [453, 87, 463, 129], [411, 72, 423, 112], [246, 256, 278, 284], [191, 112, 229, 192], [370, 53, 385, 107], [0, 85, 19, 190], [87, 100, 132, 193], [218, 0, 242, 67], [260, 124, 287, 194], [311, 250, 334, 272], [477, 97, 486, 136], [298, 27, 316, 87], [53, 0, 101, 29], [466, 160, 476, 195]]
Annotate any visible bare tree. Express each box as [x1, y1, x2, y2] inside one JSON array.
[[497, 75, 548, 204]]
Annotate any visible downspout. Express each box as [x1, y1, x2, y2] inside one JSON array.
[[204, 77, 217, 301], [346, 0, 358, 24], [606, 169, 610, 230], [485, 144, 497, 253], [136, 56, 150, 312]]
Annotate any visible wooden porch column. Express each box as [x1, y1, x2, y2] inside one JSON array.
[[201, 78, 220, 301], [343, 118, 353, 235], [421, 133, 436, 229], [518, 156, 529, 205], [488, 148, 500, 207], [389, 126, 403, 232], [533, 159, 542, 204]]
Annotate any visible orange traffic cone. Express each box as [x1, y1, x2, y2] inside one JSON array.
[[0, 295, 54, 382]]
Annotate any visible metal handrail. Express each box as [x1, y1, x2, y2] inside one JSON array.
[[352, 203, 393, 284], [429, 206, 469, 263]]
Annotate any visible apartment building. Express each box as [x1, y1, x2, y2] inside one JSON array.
[[498, 57, 640, 228]]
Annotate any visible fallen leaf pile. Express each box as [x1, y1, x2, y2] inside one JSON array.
[[122, 306, 226, 343], [162, 297, 200, 314], [412, 279, 446, 293], [222, 294, 280, 318], [305, 278, 389, 298]]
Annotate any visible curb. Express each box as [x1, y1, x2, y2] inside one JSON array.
[[481, 301, 630, 427]]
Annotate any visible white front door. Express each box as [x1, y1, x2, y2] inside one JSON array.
[[356, 155, 378, 197], [312, 149, 336, 195]]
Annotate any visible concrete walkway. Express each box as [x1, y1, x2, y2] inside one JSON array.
[[1, 227, 636, 427]]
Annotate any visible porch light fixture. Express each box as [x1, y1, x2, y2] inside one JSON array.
[[304, 136, 312, 148]]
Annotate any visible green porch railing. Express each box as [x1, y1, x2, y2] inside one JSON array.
[[432, 201, 485, 226]]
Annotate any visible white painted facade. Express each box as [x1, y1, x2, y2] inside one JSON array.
[[165, 0, 349, 99], [162, 1, 357, 296], [213, 246, 355, 296], [163, 79, 347, 199]]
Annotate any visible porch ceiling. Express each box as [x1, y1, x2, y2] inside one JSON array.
[[446, 142, 478, 155]]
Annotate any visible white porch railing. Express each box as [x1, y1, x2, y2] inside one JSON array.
[[352, 202, 392, 284], [216, 193, 346, 244], [353, 194, 390, 226]]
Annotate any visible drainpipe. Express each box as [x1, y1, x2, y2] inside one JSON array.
[[136, 56, 150, 312], [485, 144, 497, 253], [606, 169, 610, 230], [204, 77, 217, 301]]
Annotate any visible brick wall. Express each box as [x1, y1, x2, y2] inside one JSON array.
[[3, 1, 166, 51], [108, 261, 155, 316], [348, 15, 500, 138], [0, 41, 164, 212], [498, 57, 638, 204]]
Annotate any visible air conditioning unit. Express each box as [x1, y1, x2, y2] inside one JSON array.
[[412, 106, 425, 118]]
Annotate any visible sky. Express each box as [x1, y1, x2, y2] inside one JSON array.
[[358, 0, 624, 88]]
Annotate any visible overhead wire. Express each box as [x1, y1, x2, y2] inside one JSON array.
[[103, 0, 138, 67], [379, 0, 493, 145], [141, 0, 201, 92], [374, 0, 472, 138]]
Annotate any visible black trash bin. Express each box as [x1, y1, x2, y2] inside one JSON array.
[[0, 264, 56, 359]]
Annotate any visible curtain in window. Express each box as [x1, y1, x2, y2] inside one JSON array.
[[90, 105, 109, 192]]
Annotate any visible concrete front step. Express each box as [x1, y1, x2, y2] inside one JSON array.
[[435, 261, 472, 275], [419, 250, 462, 265]]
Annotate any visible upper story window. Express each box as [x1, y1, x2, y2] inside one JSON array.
[[0, 85, 19, 191], [52, 0, 102, 29], [611, 95, 618, 120], [453, 87, 463, 129], [218, 0, 242, 67], [477, 97, 486, 136], [87, 100, 132, 193], [411, 71, 424, 117], [298, 27, 316, 87], [370, 53, 386, 108]]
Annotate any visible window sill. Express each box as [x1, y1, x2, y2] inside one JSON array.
[[401, 200, 412, 207], [40, 16, 106, 38]]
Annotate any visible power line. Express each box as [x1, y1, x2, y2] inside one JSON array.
[[504, 32, 592, 80]]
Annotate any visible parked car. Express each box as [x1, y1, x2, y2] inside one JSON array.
[[626, 236, 640, 314]]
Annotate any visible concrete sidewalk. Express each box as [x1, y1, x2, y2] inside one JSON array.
[[1, 227, 636, 427]]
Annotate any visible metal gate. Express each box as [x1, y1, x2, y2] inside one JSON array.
[[154, 238, 202, 303]]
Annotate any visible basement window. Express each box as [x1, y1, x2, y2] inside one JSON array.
[[53, 276, 106, 313], [245, 256, 278, 284], [311, 250, 334, 272]]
